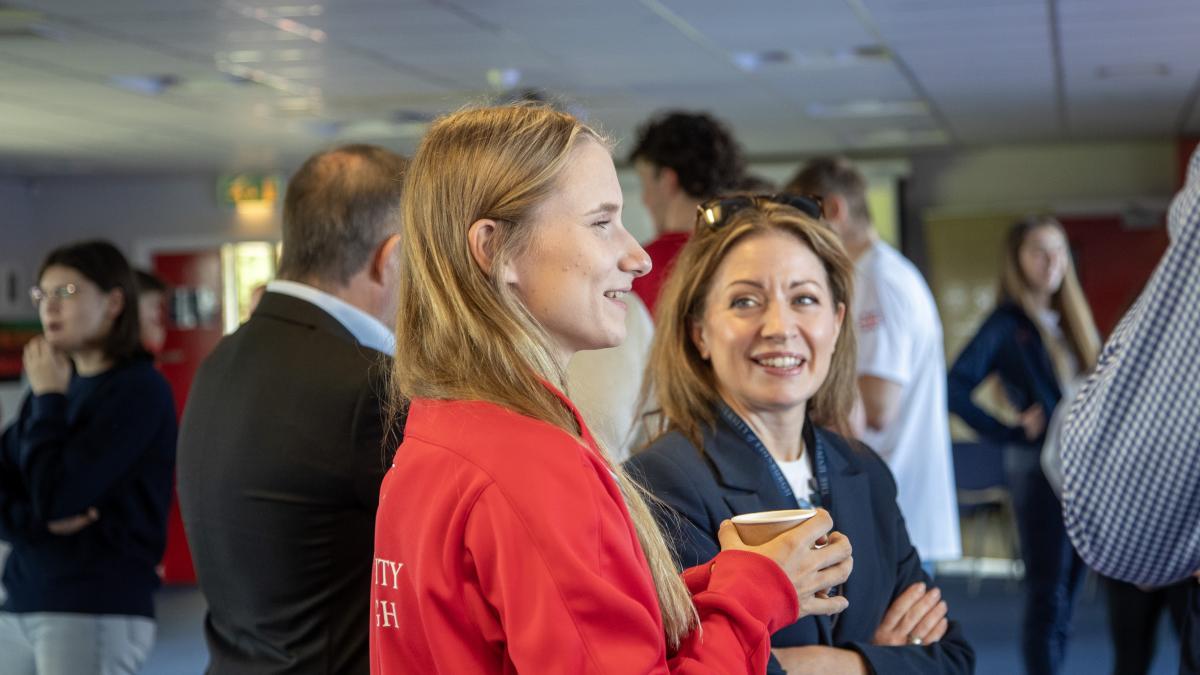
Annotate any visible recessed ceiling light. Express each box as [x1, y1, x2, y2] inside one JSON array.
[[807, 99, 928, 119], [226, 30, 306, 43], [277, 97, 319, 112], [222, 50, 263, 63], [733, 45, 889, 72], [273, 4, 324, 17], [853, 128, 948, 147], [486, 67, 522, 90], [215, 61, 319, 96]]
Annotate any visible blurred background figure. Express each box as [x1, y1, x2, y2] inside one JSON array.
[[177, 144, 407, 675], [135, 269, 168, 356], [788, 158, 961, 575], [566, 292, 654, 461], [732, 173, 778, 194], [629, 110, 745, 315], [0, 240, 177, 675], [948, 215, 1100, 675]]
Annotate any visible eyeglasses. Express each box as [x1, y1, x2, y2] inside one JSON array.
[[30, 283, 79, 307], [696, 193, 825, 229]]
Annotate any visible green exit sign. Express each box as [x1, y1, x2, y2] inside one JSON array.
[[217, 174, 281, 206]]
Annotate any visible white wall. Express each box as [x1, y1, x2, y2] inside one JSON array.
[[0, 178, 35, 427], [3, 138, 1179, 273], [907, 140, 1177, 217], [898, 139, 1178, 272], [0, 178, 37, 321], [29, 174, 282, 268]]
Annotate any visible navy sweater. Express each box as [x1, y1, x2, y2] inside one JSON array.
[[0, 355, 176, 617], [947, 302, 1064, 446]]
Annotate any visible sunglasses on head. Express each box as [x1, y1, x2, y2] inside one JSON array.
[[696, 193, 824, 229]]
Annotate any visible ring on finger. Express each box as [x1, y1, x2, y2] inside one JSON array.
[[908, 634, 923, 646]]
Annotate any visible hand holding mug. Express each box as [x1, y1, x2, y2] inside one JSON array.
[[717, 508, 853, 619]]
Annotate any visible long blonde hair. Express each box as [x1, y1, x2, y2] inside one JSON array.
[[392, 104, 698, 648], [1001, 215, 1100, 374], [641, 201, 858, 450]]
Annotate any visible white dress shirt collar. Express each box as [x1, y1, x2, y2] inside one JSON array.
[[265, 279, 395, 356]]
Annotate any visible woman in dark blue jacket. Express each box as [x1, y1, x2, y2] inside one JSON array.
[[0, 241, 176, 675], [947, 216, 1099, 675], [628, 196, 973, 675]]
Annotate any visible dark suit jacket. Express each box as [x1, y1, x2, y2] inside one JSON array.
[[625, 414, 974, 675], [178, 291, 400, 675]]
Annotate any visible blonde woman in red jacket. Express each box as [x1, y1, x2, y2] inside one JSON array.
[[370, 104, 855, 673]]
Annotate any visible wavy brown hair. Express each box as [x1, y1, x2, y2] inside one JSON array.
[[640, 201, 858, 451], [1001, 215, 1100, 373], [391, 103, 698, 648]]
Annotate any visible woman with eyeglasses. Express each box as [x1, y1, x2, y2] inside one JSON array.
[[370, 105, 854, 674], [948, 216, 1099, 675], [0, 240, 176, 675], [625, 196, 974, 674]]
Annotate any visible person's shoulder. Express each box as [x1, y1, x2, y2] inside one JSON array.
[[981, 302, 1028, 331], [625, 430, 707, 483], [404, 398, 598, 483], [102, 356, 176, 415], [868, 242, 932, 294], [216, 307, 383, 374], [114, 355, 171, 391]]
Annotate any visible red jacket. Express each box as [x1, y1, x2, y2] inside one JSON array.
[[370, 388, 798, 673], [631, 231, 692, 317]]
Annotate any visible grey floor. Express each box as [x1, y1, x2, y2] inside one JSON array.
[[143, 571, 1184, 675]]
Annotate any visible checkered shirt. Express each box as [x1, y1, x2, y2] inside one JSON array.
[[1061, 147, 1200, 587]]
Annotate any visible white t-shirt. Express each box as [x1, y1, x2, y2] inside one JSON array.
[[855, 241, 961, 561], [567, 295, 655, 462], [772, 452, 818, 508]]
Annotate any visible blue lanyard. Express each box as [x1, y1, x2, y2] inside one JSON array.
[[717, 404, 832, 510]]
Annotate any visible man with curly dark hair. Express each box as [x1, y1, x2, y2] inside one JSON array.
[[629, 110, 744, 315]]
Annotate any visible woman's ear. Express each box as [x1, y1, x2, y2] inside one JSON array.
[[105, 288, 125, 321], [689, 317, 710, 360], [468, 219, 518, 284]]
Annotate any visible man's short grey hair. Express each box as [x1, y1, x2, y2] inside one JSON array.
[[786, 156, 872, 226], [277, 144, 408, 285]]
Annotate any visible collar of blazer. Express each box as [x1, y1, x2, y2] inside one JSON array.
[[701, 411, 874, 599], [700, 412, 861, 494], [252, 290, 360, 346]]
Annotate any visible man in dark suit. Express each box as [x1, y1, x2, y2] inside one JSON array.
[[177, 144, 407, 674]]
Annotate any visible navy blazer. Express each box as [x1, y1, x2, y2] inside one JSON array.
[[625, 415, 974, 675], [947, 302, 1063, 446]]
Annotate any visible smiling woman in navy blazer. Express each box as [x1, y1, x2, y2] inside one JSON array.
[[625, 196, 973, 675]]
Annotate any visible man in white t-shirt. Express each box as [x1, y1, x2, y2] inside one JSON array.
[[787, 158, 961, 567], [567, 293, 655, 461]]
